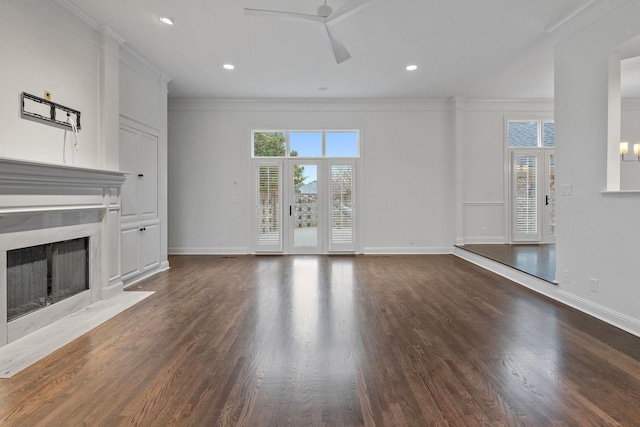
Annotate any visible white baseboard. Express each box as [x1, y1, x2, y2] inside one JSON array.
[[101, 281, 124, 300], [363, 246, 452, 255], [453, 247, 640, 339], [170, 247, 453, 255], [123, 264, 169, 289], [168, 247, 249, 255], [461, 237, 506, 244], [555, 289, 640, 339]]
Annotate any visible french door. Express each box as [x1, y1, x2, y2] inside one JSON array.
[[289, 160, 322, 254], [254, 160, 356, 253], [511, 149, 555, 243]]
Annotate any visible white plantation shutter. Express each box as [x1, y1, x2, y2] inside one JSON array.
[[329, 162, 355, 251], [547, 152, 555, 237], [256, 163, 283, 251], [513, 152, 540, 241]]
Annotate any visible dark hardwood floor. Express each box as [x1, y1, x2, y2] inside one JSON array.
[[1, 254, 640, 426], [457, 244, 556, 283]]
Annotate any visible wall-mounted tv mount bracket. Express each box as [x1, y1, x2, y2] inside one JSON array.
[[20, 92, 81, 132]]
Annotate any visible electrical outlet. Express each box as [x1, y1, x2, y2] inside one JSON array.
[[589, 278, 599, 293], [562, 184, 573, 196], [44, 90, 51, 101], [409, 237, 414, 246], [563, 270, 571, 284], [218, 237, 225, 246]]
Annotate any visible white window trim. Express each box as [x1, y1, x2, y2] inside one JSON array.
[[249, 128, 363, 254], [251, 129, 361, 159], [503, 115, 554, 243]]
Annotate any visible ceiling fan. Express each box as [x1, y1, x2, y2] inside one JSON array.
[[244, 0, 372, 64]]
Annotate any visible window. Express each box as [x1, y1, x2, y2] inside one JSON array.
[[326, 131, 359, 157], [508, 121, 554, 148], [543, 122, 555, 147], [252, 130, 359, 158], [253, 131, 286, 157], [290, 132, 322, 157]]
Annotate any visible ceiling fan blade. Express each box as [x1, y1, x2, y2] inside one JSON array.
[[324, 24, 351, 64], [244, 8, 325, 24], [326, 0, 372, 24]]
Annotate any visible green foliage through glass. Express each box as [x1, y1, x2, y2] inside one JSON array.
[[254, 132, 286, 157]]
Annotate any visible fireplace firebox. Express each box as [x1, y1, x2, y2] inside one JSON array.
[[7, 237, 89, 322]]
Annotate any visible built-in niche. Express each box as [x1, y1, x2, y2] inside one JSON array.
[[620, 55, 640, 190], [608, 34, 640, 191]]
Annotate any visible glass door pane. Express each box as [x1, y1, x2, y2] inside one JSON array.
[[290, 162, 321, 253], [513, 152, 541, 242]]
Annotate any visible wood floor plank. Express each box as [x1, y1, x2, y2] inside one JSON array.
[[457, 244, 556, 283], [1, 254, 640, 426]]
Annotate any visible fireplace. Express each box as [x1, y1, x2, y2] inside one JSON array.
[[7, 237, 89, 322], [0, 157, 125, 347]]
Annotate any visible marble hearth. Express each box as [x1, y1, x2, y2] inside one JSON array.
[[0, 158, 125, 347]]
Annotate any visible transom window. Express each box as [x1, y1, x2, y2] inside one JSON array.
[[252, 130, 359, 158], [508, 120, 555, 148]]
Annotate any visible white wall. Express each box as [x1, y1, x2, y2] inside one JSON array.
[[459, 100, 554, 243], [555, 0, 640, 336], [168, 100, 454, 254], [167, 99, 564, 253], [0, 0, 101, 167], [120, 50, 167, 131]]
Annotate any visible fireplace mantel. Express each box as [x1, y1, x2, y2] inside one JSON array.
[[0, 157, 126, 195], [0, 157, 126, 347]]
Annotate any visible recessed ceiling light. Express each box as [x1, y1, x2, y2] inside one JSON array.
[[406, 65, 418, 71], [318, 87, 328, 91], [159, 15, 175, 25], [223, 64, 235, 70]]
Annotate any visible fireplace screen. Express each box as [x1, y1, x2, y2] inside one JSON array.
[[7, 237, 89, 321]]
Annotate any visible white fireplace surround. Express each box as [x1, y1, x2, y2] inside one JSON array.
[[0, 158, 125, 347]]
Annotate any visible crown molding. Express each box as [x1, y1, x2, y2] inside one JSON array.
[[53, 0, 126, 45], [168, 97, 453, 112], [120, 45, 170, 83], [545, 0, 601, 33], [99, 25, 125, 45], [53, 0, 98, 30], [544, 0, 628, 39]]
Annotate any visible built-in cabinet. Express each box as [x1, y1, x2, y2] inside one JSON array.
[[119, 122, 160, 284]]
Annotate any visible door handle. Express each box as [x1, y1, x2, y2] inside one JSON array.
[[290, 205, 292, 216], [545, 195, 549, 206]]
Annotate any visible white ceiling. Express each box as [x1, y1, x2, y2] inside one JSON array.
[[66, 0, 606, 99]]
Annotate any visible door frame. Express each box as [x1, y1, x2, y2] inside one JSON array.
[[286, 159, 324, 254], [508, 148, 555, 243], [252, 158, 358, 254], [542, 149, 555, 243]]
